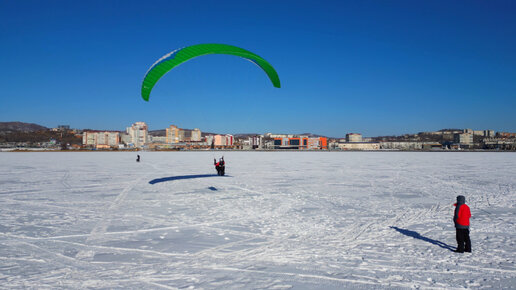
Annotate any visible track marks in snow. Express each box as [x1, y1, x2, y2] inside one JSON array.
[[85, 177, 141, 240], [75, 165, 154, 260], [61, 170, 72, 190], [198, 265, 421, 288], [2, 152, 515, 289], [4, 240, 101, 271]]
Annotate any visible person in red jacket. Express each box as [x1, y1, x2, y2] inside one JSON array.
[[214, 157, 225, 176], [453, 195, 471, 253]]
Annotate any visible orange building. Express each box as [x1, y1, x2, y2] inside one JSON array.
[[498, 132, 516, 138], [214, 134, 234, 146]]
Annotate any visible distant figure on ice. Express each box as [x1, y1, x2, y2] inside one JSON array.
[[214, 157, 225, 176], [136, 154, 140, 162], [453, 195, 471, 253]]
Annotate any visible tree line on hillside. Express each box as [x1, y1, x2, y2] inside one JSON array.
[[0, 130, 82, 146]]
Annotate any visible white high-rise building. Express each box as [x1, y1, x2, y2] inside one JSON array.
[[454, 133, 473, 145], [484, 130, 495, 137], [346, 133, 363, 143], [126, 122, 149, 148], [191, 128, 202, 142], [82, 131, 120, 149], [250, 135, 263, 149]]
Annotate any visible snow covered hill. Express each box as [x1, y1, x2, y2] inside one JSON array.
[[0, 152, 515, 289]]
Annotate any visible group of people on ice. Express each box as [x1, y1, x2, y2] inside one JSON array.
[[138, 153, 472, 253]]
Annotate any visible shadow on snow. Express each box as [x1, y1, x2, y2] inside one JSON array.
[[149, 174, 230, 185], [390, 226, 455, 251]]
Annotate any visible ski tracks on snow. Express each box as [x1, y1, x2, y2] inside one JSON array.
[[75, 163, 157, 260]]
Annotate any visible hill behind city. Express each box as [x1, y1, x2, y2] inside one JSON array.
[[0, 122, 48, 133]]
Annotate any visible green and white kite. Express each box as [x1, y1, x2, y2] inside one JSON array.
[[141, 43, 281, 101]]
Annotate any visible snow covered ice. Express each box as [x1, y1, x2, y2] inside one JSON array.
[[1, 151, 515, 289]]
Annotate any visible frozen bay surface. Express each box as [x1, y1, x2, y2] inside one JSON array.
[[0, 151, 515, 289]]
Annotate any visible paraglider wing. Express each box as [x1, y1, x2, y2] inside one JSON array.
[[141, 44, 281, 101]]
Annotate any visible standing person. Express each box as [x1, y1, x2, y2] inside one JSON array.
[[214, 157, 225, 176], [453, 195, 471, 253], [136, 154, 140, 162], [214, 158, 220, 175], [219, 157, 225, 176]]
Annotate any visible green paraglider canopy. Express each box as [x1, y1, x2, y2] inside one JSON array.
[[141, 44, 281, 101]]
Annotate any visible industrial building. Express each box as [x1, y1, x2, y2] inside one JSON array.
[[272, 137, 328, 150], [338, 142, 380, 150]]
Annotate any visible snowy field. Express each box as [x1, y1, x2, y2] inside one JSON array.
[[1, 151, 515, 289]]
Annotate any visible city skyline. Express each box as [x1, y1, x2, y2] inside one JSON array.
[[0, 120, 509, 139], [1, 1, 515, 136], [1, 120, 515, 150]]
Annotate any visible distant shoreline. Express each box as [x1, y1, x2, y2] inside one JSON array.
[[1, 149, 515, 153]]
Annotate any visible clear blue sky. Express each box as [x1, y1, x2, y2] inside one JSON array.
[[1, 0, 515, 137]]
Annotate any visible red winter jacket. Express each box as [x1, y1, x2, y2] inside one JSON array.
[[454, 203, 471, 229]]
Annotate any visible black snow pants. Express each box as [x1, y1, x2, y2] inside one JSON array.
[[456, 228, 471, 253]]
